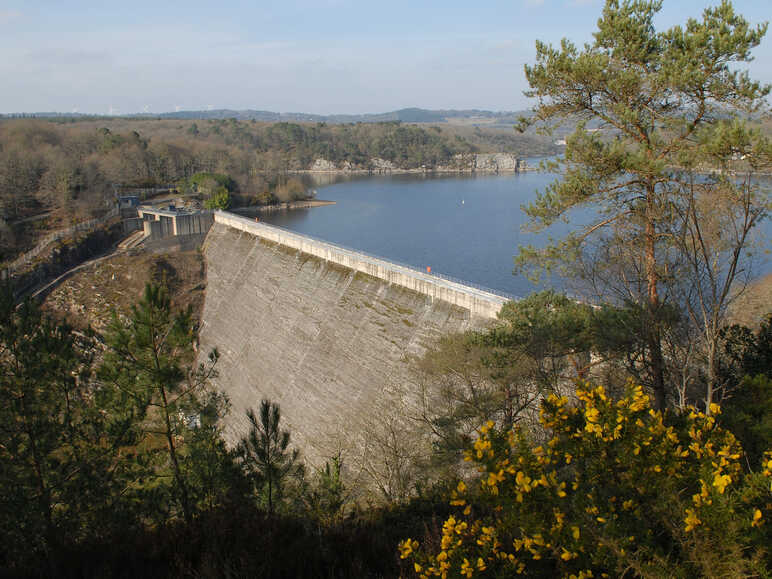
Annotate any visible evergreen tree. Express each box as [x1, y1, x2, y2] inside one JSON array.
[[717, 314, 772, 468], [99, 283, 220, 525], [0, 293, 132, 567], [305, 453, 347, 524], [238, 399, 303, 516], [181, 390, 251, 512], [518, 0, 770, 409]]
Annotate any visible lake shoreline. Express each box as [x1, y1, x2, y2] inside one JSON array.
[[232, 199, 336, 215], [290, 166, 540, 176]]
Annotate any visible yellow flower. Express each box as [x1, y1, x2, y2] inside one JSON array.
[[712, 473, 732, 494], [515, 471, 532, 492], [572, 526, 580, 540], [460, 558, 474, 578], [441, 534, 453, 550], [474, 437, 492, 459], [684, 508, 701, 532], [488, 470, 505, 488], [477, 557, 487, 571], [553, 509, 565, 528], [751, 509, 763, 528], [399, 539, 418, 559]]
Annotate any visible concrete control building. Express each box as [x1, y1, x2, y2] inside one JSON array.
[[137, 206, 214, 240]]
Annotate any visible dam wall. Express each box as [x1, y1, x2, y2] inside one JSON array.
[[199, 215, 510, 467], [213, 211, 507, 319]]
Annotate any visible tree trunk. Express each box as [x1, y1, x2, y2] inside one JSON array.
[[645, 203, 667, 410], [160, 385, 192, 526], [267, 477, 273, 516]]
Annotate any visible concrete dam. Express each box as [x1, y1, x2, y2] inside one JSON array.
[[199, 212, 510, 466]]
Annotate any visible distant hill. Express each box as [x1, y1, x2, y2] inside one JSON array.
[[153, 107, 529, 125], [1, 107, 529, 125]]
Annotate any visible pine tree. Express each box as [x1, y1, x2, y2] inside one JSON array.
[[99, 283, 219, 525], [518, 0, 770, 409], [0, 292, 131, 565], [237, 399, 303, 516]]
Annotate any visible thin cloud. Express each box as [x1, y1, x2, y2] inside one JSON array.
[[0, 10, 22, 25]]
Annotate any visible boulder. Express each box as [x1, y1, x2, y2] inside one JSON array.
[[310, 158, 337, 171]]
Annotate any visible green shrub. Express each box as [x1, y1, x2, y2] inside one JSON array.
[[203, 189, 231, 210]]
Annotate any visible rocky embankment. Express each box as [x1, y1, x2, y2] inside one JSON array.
[[308, 153, 530, 174]]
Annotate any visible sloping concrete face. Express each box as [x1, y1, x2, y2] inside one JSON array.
[[199, 222, 494, 465]]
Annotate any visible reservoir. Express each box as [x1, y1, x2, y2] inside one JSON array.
[[257, 172, 770, 299]]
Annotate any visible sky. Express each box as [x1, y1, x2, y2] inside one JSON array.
[[1, 0, 770, 115]]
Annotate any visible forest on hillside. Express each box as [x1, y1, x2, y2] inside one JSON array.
[[0, 118, 557, 262]]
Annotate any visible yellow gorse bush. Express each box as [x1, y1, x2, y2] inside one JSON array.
[[401, 383, 771, 578]]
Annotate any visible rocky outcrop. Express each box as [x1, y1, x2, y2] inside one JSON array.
[[310, 158, 338, 171], [473, 153, 520, 172], [308, 153, 526, 173], [370, 157, 397, 172], [436, 153, 527, 173]]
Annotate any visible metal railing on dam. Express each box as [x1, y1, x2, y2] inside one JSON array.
[[214, 211, 516, 319]]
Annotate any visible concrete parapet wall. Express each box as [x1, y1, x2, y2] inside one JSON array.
[[214, 211, 507, 319]]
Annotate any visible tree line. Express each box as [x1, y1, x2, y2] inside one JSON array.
[[0, 118, 493, 261]]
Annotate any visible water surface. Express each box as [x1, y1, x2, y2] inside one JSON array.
[[259, 172, 583, 297], [258, 172, 769, 298]]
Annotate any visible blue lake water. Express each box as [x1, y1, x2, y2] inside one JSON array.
[[258, 172, 770, 299]]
